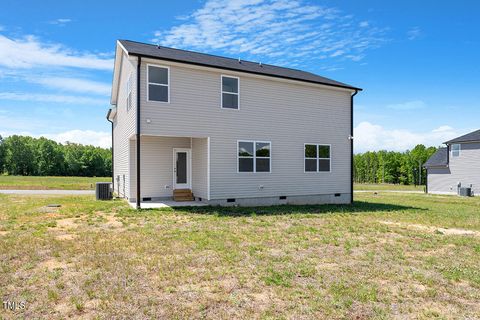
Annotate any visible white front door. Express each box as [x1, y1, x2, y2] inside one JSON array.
[[173, 148, 191, 189]]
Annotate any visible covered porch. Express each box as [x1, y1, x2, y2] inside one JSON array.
[[129, 135, 209, 207]]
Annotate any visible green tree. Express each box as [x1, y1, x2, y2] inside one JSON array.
[[3, 135, 36, 175], [0, 135, 5, 174], [36, 137, 65, 175]]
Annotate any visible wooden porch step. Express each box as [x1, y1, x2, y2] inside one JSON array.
[[173, 189, 194, 201]]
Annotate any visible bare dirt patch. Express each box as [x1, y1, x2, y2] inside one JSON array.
[[56, 218, 79, 230], [55, 233, 78, 241], [0, 230, 10, 236], [379, 220, 479, 237], [37, 205, 61, 214], [38, 258, 68, 271], [100, 212, 124, 230]]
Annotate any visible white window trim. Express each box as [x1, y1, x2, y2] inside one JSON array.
[[237, 140, 271, 173], [451, 144, 461, 157], [146, 64, 170, 104], [304, 143, 332, 173], [126, 72, 132, 112], [221, 75, 240, 110]]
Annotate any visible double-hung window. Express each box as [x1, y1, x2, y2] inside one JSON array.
[[451, 144, 461, 157], [238, 141, 271, 172], [126, 73, 133, 111], [147, 65, 169, 102], [222, 76, 239, 109], [305, 144, 331, 172]]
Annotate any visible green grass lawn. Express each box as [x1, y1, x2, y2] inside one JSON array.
[[0, 193, 479, 319], [354, 183, 425, 191], [0, 176, 111, 190]]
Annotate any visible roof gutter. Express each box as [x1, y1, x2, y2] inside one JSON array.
[[136, 56, 142, 209], [106, 109, 114, 191], [350, 89, 359, 205], [127, 52, 362, 92]]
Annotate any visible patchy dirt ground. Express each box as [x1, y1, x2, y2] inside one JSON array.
[[0, 193, 479, 319], [379, 220, 480, 236]]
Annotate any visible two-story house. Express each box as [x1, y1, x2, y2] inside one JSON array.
[[424, 129, 480, 195], [108, 40, 361, 208]]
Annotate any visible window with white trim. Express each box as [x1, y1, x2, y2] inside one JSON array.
[[305, 144, 331, 172], [126, 73, 133, 111], [238, 141, 271, 172], [148, 65, 169, 102], [451, 144, 461, 157], [222, 76, 239, 109]]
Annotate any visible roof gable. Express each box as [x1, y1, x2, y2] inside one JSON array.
[[118, 40, 361, 92], [424, 147, 448, 168], [444, 129, 480, 144]]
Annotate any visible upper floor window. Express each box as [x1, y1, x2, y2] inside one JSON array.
[[126, 73, 133, 111], [451, 144, 461, 157], [238, 141, 271, 172], [305, 144, 331, 172], [148, 65, 169, 103], [222, 75, 239, 109]]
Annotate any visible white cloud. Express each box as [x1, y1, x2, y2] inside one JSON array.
[[33, 77, 110, 96], [359, 21, 369, 28], [0, 92, 107, 105], [0, 34, 113, 70], [407, 27, 421, 40], [0, 129, 111, 148], [153, 0, 386, 67], [42, 130, 111, 148], [48, 18, 72, 26], [386, 100, 426, 110], [354, 121, 466, 153]]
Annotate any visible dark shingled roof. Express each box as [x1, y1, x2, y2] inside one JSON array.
[[444, 129, 480, 144], [119, 40, 361, 91], [424, 147, 448, 168]]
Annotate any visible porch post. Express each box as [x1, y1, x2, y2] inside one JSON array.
[[136, 56, 142, 209]]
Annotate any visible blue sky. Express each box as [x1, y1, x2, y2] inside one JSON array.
[[0, 0, 478, 152]]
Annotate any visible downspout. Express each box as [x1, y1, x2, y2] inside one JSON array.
[[447, 144, 450, 165], [425, 168, 428, 193], [350, 90, 359, 205], [106, 109, 114, 193], [136, 56, 142, 209]]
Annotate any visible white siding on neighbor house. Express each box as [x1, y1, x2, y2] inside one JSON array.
[[137, 58, 352, 200], [428, 142, 480, 195], [113, 54, 137, 198], [130, 136, 191, 199], [192, 138, 209, 199]]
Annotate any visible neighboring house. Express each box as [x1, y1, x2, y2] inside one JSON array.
[[107, 40, 361, 208], [424, 129, 480, 195]]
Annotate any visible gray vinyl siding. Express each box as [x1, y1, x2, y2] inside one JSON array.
[[192, 138, 209, 199], [113, 54, 137, 198], [130, 136, 191, 199], [428, 142, 480, 195], [138, 58, 352, 200]]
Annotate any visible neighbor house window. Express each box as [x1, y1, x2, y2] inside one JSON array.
[[126, 73, 133, 111], [238, 141, 271, 172], [222, 75, 239, 109], [147, 65, 169, 102], [305, 144, 331, 172], [451, 144, 461, 157]]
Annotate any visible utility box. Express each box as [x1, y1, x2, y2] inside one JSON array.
[[459, 187, 472, 197], [96, 182, 112, 200]]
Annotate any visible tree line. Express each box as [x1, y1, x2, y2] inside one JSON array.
[[0, 134, 437, 184], [354, 144, 437, 185], [0, 135, 112, 177]]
